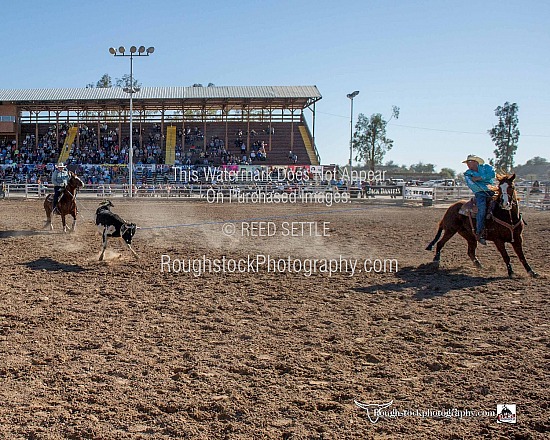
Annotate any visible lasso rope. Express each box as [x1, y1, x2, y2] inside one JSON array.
[[73, 204, 377, 230]]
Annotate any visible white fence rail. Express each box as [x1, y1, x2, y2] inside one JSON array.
[[2, 183, 549, 210]]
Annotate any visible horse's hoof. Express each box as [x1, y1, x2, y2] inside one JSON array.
[[529, 270, 539, 278], [474, 260, 482, 269]]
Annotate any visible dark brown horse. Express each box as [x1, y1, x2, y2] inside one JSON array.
[[426, 173, 537, 277], [43, 172, 84, 232]]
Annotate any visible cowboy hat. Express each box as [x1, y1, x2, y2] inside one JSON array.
[[56, 162, 66, 168], [462, 154, 485, 165]]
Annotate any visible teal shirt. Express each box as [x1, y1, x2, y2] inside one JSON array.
[[52, 169, 69, 187], [464, 164, 495, 193]]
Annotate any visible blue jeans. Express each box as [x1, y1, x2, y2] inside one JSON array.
[[475, 191, 493, 235], [53, 186, 63, 209]]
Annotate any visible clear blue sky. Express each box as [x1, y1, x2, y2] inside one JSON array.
[[1, 0, 548, 173]]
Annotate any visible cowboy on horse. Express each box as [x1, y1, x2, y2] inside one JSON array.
[[462, 154, 496, 245], [52, 162, 69, 214], [426, 169, 537, 277], [44, 168, 84, 233]]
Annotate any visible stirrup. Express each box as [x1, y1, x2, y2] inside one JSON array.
[[476, 232, 487, 245]]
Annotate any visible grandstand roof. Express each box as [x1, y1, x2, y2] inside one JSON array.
[[0, 86, 321, 111]]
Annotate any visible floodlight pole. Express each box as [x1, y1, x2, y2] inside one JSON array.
[[129, 53, 134, 197], [109, 46, 154, 197], [347, 91, 359, 179]]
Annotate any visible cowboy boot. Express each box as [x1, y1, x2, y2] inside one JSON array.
[[476, 230, 487, 246]]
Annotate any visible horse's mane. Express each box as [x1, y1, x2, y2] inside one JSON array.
[[496, 172, 514, 181]]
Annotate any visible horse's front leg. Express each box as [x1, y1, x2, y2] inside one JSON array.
[[71, 213, 77, 232], [493, 239, 513, 277], [61, 215, 68, 233], [511, 236, 538, 277], [44, 212, 53, 230]]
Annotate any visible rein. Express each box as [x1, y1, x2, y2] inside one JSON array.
[[493, 191, 523, 243], [65, 188, 77, 201], [60, 179, 81, 206]]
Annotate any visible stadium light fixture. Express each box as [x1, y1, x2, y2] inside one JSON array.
[[347, 91, 359, 177], [109, 44, 155, 197]]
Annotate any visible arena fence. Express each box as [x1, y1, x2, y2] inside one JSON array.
[[2, 182, 549, 210]]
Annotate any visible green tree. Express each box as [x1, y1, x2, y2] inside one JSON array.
[[524, 156, 547, 166], [85, 73, 113, 88], [489, 102, 519, 171], [409, 162, 435, 173], [96, 73, 112, 88], [115, 74, 141, 90], [440, 167, 456, 178], [513, 156, 549, 179], [353, 106, 399, 171]]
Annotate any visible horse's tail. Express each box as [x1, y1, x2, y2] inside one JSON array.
[[425, 222, 443, 251]]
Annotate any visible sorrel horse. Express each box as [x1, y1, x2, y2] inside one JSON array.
[[426, 173, 537, 277], [43, 172, 84, 232]]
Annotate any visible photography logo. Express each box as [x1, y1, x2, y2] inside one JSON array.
[[496, 404, 517, 424], [354, 400, 393, 424]]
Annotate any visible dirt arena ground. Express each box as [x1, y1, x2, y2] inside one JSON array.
[[0, 197, 548, 440]]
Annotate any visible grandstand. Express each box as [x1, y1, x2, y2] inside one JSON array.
[[0, 86, 322, 174]]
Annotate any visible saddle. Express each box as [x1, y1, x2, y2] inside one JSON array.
[[459, 197, 495, 221], [458, 197, 478, 216]]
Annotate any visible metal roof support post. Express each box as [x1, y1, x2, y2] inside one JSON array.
[[76, 111, 80, 151], [139, 111, 143, 150], [224, 105, 228, 151], [247, 104, 250, 153], [34, 112, 39, 154], [161, 108, 165, 152], [181, 102, 185, 155], [290, 105, 294, 154], [202, 105, 206, 152], [312, 101, 316, 162], [55, 112, 60, 154], [97, 116, 101, 163], [269, 105, 272, 151]]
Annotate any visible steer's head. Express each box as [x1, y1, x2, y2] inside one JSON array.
[[120, 223, 137, 244], [98, 199, 114, 209]]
